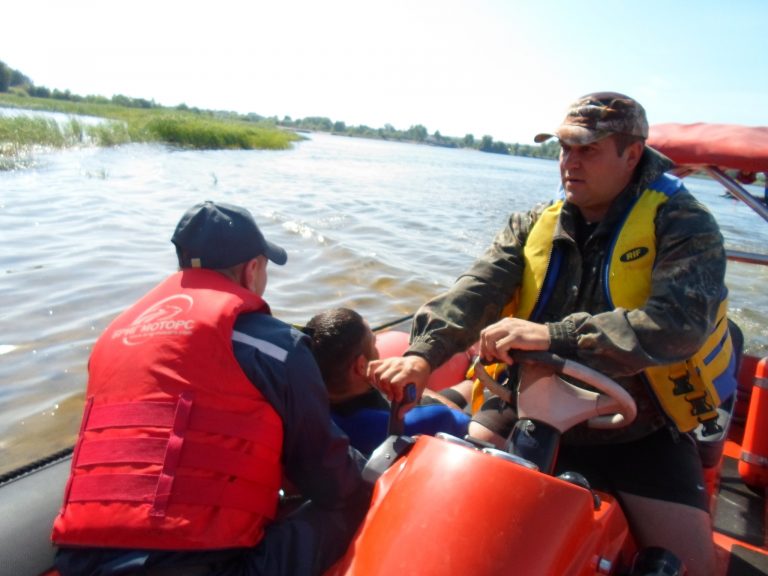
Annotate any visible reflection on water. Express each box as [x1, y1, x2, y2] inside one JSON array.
[[2, 132, 768, 473]]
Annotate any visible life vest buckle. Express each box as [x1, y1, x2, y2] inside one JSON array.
[[688, 394, 715, 417], [670, 373, 694, 395], [699, 415, 723, 437]]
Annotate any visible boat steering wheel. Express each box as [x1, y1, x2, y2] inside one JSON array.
[[475, 351, 637, 432]]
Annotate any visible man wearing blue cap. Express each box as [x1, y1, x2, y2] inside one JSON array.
[[53, 201, 369, 576]]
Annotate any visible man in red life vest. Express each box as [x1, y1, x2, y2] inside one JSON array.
[[53, 201, 370, 576]]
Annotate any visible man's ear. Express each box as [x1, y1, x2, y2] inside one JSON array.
[[242, 256, 267, 292], [352, 353, 369, 378], [625, 140, 644, 172]]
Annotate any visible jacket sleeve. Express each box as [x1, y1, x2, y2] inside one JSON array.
[[233, 316, 369, 510], [406, 208, 539, 369], [548, 191, 728, 376], [280, 342, 369, 508]]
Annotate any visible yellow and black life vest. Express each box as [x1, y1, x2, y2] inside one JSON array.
[[473, 174, 736, 435]]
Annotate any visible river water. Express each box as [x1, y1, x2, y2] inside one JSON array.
[[2, 131, 768, 473]]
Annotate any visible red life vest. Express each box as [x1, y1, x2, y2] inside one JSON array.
[[52, 269, 284, 550]]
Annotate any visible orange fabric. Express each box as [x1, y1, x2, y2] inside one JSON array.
[[648, 123, 768, 174]]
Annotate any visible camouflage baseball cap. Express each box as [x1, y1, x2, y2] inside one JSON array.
[[534, 92, 648, 145]]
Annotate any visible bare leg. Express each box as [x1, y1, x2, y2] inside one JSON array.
[[422, 389, 461, 409], [467, 421, 507, 449], [619, 491, 716, 576], [445, 379, 473, 404], [423, 379, 474, 410]]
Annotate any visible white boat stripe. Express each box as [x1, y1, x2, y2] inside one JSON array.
[[232, 331, 288, 363]]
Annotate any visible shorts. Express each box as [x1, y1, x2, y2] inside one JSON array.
[[471, 396, 709, 511], [555, 426, 709, 511], [419, 389, 469, 410], [471, 394, 517, 437], [435, 388, 469, 410]]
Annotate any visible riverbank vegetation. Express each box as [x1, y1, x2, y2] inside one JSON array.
[[0, 91, 299, 159], [2, 59, 766, 189], [281, 115, 562, 160], [0, 61, 301, 169], [0, 114, 133, 167], [1, 58, 557, 168]]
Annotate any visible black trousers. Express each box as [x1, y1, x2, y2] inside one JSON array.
[[55, 498, 367, 576]]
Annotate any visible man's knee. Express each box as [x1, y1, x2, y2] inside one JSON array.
[[619, 493, 716, 576], [468, 421, 507, 449]]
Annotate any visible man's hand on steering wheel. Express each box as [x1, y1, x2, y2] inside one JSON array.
[[479, 318, 551, 364]]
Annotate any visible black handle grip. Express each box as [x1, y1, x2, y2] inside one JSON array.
[[387, 383, 417, 436]]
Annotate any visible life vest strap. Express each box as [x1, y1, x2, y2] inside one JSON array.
[[77, 437, 168, 465], [151, 392, 193, 517], [61, 397, 96, 509], [76, 437, 280, 486], [67, 473, 277, 518], [86, 400, 281, 444]]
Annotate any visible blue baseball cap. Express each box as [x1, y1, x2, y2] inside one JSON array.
[[171, 201, 287, 269]]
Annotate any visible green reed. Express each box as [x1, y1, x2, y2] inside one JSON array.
[[0, 93, 300, 169], [143, 115, 295, 150], [0, 115, 136, 169]]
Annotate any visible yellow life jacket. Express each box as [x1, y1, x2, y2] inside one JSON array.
[[471, 174, 736, 435]]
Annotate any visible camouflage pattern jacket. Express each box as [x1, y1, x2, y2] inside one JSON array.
[[407, 147, 728, 443]]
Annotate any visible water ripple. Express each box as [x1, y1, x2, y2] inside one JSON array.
[[2, 132, 767, 473]]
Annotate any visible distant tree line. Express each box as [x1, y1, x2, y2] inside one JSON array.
[[0, 61, 31, 93], [0, 59, 560, 160], [276, 115, 560, 159], [0, 60, 160, 109]]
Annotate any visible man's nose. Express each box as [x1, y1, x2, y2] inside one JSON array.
[[562, 149, 581, 169]]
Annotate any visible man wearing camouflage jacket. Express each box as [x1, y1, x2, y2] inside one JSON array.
[[369, 92, 728, 576]]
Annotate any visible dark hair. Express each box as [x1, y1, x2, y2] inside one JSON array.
[[306, 308, 370, 395], [612, 133, 645, 157]]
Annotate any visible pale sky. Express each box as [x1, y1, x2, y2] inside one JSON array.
[[3, 0, 766, 144]]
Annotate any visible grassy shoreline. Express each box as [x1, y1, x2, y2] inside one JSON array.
[[0, 93, 301, 169]]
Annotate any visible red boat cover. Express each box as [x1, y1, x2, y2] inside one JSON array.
[[648, 123, 768, 174]]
